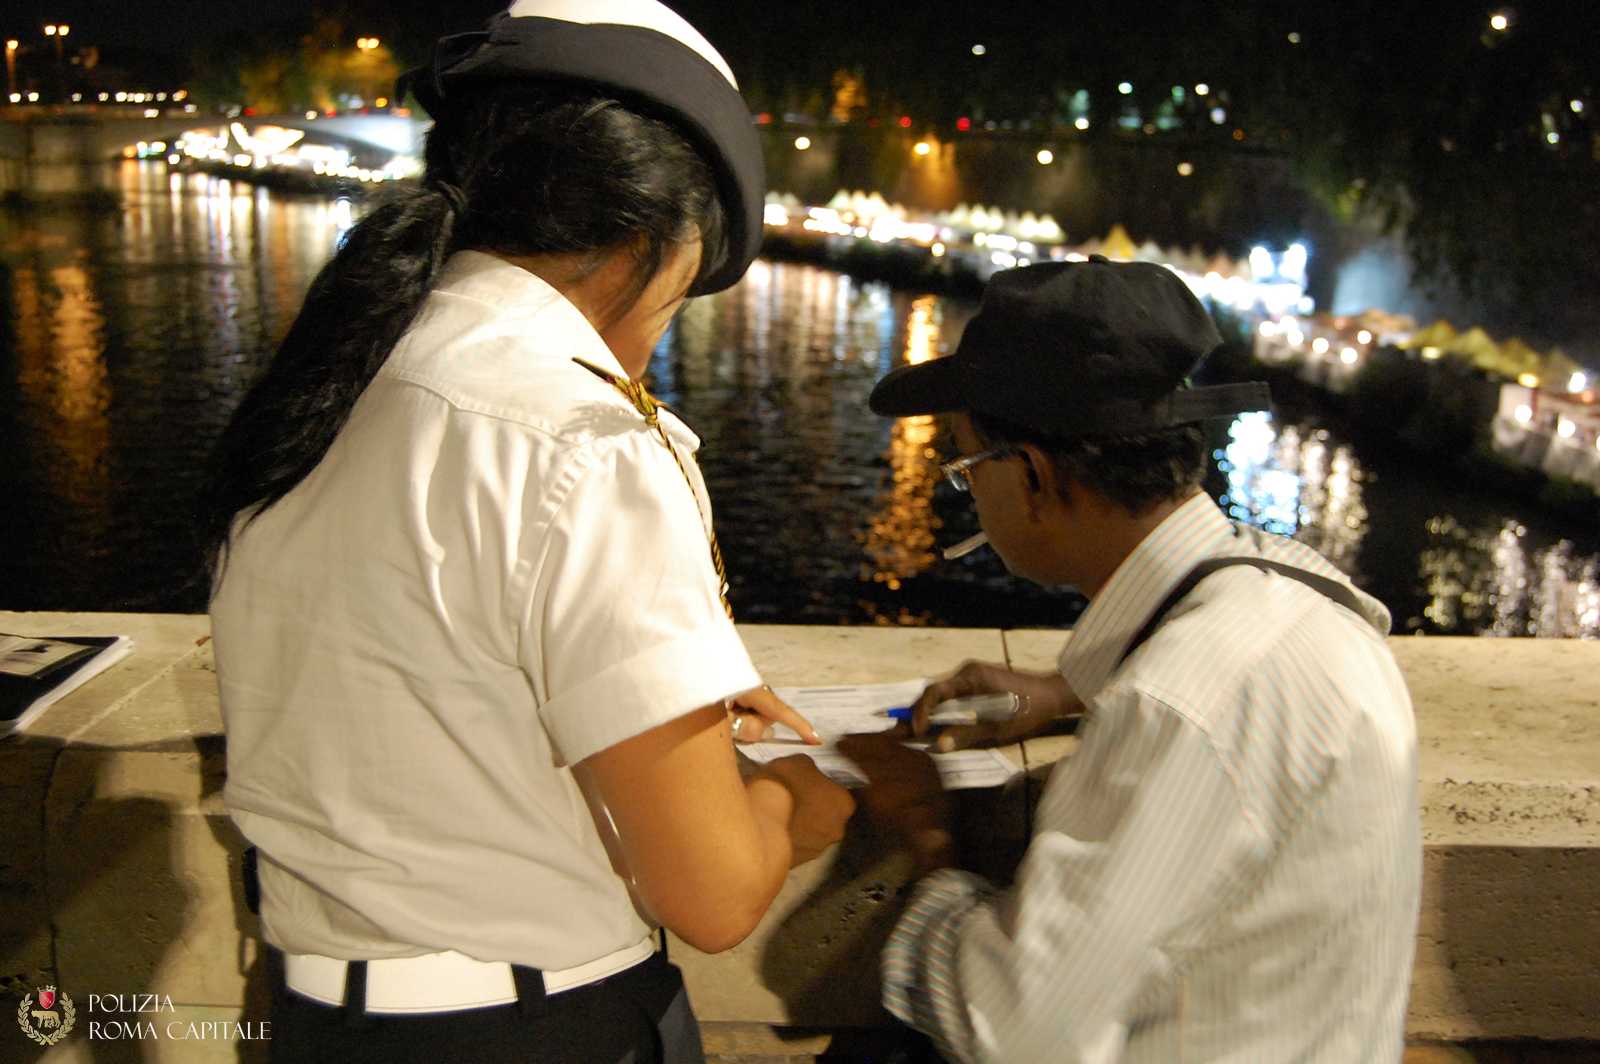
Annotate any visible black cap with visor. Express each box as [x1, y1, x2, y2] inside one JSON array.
[[869, 257, 1271, 436]]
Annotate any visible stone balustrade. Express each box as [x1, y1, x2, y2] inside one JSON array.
[[1, 612, 1596, 1061]]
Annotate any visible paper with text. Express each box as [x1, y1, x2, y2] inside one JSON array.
[[742, 681, 1020, 790]]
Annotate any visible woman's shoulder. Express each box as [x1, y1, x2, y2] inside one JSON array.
[[374, 274, 644, 445]]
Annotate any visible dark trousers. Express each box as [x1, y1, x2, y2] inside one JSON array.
[[267, 947, 704, 1064]]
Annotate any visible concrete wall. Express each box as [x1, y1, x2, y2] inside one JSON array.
[[1, 612, 1596, 1061]]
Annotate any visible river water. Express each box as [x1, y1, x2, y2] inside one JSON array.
[[3, 162, 1597, 636]]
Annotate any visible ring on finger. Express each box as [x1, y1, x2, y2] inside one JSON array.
[[730, 713, 745, 738]]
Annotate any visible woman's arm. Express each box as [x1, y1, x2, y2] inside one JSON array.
[[575, 703, 853, 953]]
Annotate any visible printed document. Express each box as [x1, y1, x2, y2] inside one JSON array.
[[740, 680, 1020, 790]]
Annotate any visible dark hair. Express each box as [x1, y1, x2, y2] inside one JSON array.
[[971, 411, 1208, 515], [200, 83, 727, 586]]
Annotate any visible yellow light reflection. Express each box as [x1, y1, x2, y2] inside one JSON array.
[[862, 297, 944, 595], [11, 258, 112, 519]]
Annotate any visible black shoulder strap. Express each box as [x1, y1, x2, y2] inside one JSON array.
[[1118, 556, 1367, 667]]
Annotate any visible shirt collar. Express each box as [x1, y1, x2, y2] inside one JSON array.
[[432, 250, 632, 382], [1058, 493, 1243, 703], [431, 251, 703, 452]]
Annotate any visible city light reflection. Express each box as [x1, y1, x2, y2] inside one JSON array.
[[862, 297, 944, 595], [1219, 410, 1370, 582], [1418, 518, 1598, 637], [4, 169, 1594, 630]]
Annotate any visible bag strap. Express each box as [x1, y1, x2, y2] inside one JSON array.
[[1118, 556, 1366, 668]]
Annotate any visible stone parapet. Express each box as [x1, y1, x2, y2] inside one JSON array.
[[0, 613, 1595, 1061]]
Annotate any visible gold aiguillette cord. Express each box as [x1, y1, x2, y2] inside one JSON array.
[[573, 358, 733, 618]]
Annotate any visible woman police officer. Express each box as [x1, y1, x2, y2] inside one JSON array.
[[201, 2, 854, 1060]]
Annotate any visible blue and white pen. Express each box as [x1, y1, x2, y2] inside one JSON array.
[[885, 692, 1021, 727]]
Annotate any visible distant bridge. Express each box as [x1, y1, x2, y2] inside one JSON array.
[[0, 107, 427, 195]]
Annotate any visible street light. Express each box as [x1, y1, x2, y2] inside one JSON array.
[[5, 40, 18, 101], [44, 23, 70, 102], [353, 37, 380, 105]]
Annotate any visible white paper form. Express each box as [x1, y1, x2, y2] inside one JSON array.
[[740, 681, 1020, 790]]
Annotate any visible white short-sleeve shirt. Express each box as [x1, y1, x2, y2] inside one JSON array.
[[211, 250, 761, 969]]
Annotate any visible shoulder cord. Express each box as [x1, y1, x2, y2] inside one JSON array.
[[573, 358, 733, 618]]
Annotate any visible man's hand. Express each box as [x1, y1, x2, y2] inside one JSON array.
[[910, 660, 1082, 752], [749, 754, 856, 866], [837, 733, 955, 875]]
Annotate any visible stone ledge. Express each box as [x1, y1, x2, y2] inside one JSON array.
[[0, 613, 1596, 1049]]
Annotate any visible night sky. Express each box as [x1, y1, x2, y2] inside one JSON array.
[[3, 1, 501, 54]]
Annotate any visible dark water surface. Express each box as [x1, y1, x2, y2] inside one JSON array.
[[3, 163, 1597, 636]]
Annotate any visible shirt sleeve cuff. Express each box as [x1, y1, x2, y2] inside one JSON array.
[[882, 868, 998, 1064], [538, 623, 761, 765]]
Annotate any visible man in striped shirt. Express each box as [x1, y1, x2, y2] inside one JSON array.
[[843, 259, 1421, 1062]]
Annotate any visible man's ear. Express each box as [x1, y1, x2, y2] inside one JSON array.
[[1017, 443, 1061, 517]]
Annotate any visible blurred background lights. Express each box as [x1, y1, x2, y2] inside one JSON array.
[[1195, 83, 1210, 96], [794, 135, 811, 150], [1117, 81, 1133, 95], [1280, 242, 1308, 284], [971, 43, 986, 56], [1177, 161, 1195, 176], [1036, 148, 1054, 165]]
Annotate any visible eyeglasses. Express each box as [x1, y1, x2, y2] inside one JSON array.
[[939, 446, 1016, 492]]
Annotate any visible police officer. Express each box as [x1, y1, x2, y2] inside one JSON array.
[[204, 3, 853, 1060]]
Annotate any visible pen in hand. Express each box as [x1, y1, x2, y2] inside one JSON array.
[[885, 692, 1021, 728]]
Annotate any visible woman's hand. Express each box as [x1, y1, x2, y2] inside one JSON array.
[[749, 754, 856, 866], [725, 684, 822, 745], [908, 660, 1082, 752]]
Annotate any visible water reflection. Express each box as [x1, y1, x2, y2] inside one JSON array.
[[1218, 412, 1370, 574], [0, 161, 340, 609], [861, 296, 943, 599], [2, 166, 1596, 634], [1219, 409, 1598, 638], [1420, 518, 1600, 638]]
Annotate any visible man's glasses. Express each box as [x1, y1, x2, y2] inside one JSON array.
[[939, 446, 1017, 492]]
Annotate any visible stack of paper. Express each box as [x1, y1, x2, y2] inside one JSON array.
[[1, 633, 134, 736]]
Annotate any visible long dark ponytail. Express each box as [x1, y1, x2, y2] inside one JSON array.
[[200, 84, 727, 586]]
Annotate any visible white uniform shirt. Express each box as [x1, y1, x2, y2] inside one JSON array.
[[212, 250, 761, 970], [884, 493, 1421, 1062]]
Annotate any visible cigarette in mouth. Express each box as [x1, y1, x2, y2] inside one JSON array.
[[942, 531, 989, 560]]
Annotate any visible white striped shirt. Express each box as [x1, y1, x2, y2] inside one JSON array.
[[883, 493, 1421, 1062]]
